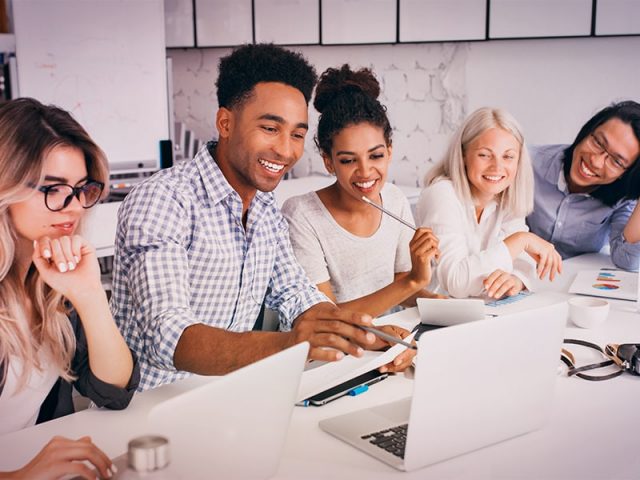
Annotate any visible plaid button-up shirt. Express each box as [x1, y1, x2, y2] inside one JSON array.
[[110, 143, 327, 390]]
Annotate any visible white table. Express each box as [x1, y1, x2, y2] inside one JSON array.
[[1, 254, 639, 479]]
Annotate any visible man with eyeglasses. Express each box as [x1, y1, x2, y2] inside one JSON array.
[[109, 44, 392, 392], [527, 100, 640, 271]]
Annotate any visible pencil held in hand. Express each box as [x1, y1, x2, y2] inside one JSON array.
[[360, 325, 417, 350], [361, 196, 416, 231]]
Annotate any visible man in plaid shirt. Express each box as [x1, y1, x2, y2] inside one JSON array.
[[111, 44, 385, 391]]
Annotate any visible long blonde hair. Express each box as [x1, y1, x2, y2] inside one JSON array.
[[425, 107, 534, 218], [0, 98, 109, 387]]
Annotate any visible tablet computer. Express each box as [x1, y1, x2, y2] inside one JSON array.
[[303, 369, 388, 406]]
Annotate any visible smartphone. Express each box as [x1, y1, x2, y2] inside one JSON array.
[[305, 369, 389, 406]]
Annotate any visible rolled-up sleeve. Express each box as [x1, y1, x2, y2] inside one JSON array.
[[265, 215, 329, 331], [500, 214, 537, 291], [610, 200, 640, 271], [116, 182, 199, 371], [417, 182, 513, 298]]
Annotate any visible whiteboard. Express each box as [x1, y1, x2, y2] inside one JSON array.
[[13, 0, 170, 172]]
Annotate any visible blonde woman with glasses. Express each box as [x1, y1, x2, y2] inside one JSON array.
[[416, 107, 562, 299], [526, 101, 640, 271], [0, 98, 139, 480]]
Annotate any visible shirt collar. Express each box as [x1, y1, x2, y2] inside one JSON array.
[[541, 144, 570, 194], [195, 141, 276, 208], [556, 167, 568, 193]]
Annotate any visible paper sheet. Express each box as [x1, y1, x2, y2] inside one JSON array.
[[296, 332, 416, 402], [569, 269, 637, 301]]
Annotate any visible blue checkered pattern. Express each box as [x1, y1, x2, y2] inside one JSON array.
[[110, 143, 327, 391]]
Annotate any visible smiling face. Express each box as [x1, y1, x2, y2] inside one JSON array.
[[464, 127, 520, 206], [9, 144, 88, 248], [216, 82, 309, 201], [568, 118, 640, 193], [323, 122, 391, 203]]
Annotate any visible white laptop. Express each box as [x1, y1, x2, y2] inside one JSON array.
[[114, 342, 309, 480], [319, 303, 567, 472], [417, 297, 485, 326]]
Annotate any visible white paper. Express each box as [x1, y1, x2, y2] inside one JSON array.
[[569, 269, 637, 301], [296, 332, 416, 402]]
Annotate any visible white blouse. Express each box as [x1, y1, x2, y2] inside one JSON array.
[[416, 179, 535, 298], [0, 352, 58, 435]]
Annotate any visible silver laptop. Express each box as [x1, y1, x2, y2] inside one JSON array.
[[320, 303, 567, 471], [114, 342, 308, 479]]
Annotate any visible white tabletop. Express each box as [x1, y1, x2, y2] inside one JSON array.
[[1, 253, 639, 479]]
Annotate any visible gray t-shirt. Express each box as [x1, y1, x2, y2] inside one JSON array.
[[282, 183, 414, 304]]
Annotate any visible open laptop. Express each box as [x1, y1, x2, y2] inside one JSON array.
[[417, 297, 485, 326], [319, 303, 567, 471], [113, 342, 308, 479]]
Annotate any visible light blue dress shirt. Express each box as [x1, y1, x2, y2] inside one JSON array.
[[526, 144, 640, 271], [110, 143, 327, 391]]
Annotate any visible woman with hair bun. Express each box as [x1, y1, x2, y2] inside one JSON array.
[[282, 65, 440, 372]]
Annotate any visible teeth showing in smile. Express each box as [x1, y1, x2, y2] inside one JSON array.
[[259, 158, 285, 173], [482, 175, 503, 182], [354, 180, 376, 189], [580, 160, 597, 177]]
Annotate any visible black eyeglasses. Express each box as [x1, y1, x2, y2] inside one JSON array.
[[587, 133, 629, 172], [36, 180, 105, 212]]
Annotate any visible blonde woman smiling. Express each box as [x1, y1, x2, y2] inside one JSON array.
[[417, 108, 562, 299]]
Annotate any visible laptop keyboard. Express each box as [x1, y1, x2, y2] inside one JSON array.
[[361, 424, 408, 459]]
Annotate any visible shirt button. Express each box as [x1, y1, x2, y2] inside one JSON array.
[[557, 222, 563, 227]]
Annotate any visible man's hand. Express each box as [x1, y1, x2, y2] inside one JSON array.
[[375, 325, 416, 373], [291, 303, 376, 361]]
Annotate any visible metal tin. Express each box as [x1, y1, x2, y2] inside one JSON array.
[[127, 435, 170, 472]]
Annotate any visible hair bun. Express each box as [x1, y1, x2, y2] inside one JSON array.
[[313, 64, 381, 114]]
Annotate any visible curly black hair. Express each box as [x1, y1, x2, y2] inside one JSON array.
[[215, 43, 317, 110], [561, 100, 640, 206], [314, 64, 392, 157]]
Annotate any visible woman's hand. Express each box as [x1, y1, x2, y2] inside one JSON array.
[[521, 233, 563, 281], [2, 436, 115, 480], [483, 269, 525, 299], [32, 235, 103, 304], [407, 227, 440, 288], [373, 325, 416, 373], [505, 232, 562, 281]]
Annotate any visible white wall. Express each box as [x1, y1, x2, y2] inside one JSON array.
[[466, 36, 640, 145], [170, 36, 640, 187]]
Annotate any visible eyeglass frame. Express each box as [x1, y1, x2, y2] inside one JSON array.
[[34, 180, 105, 212], [587, 132, 629, 173]]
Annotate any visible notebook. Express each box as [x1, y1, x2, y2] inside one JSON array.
[[113, 342, 309, 479], [569, 269, 638, 301], [319, 303, 566, 472]]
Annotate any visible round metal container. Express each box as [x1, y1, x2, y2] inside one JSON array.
[[127, 435, 170, 472]]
